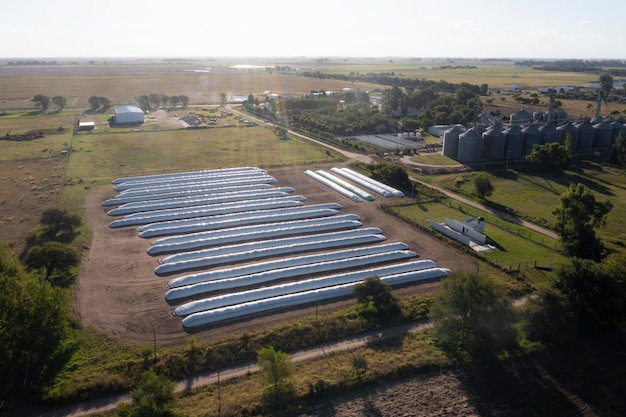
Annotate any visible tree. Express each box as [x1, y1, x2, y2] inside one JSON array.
[[522, 288, 576, 345], [383, 86, 403, 111], [257, 346, 295, 406], [168, 96, 180, 108], [607, 130, 626, 165], [38, 208, 81, 243], [351, 354, 368, 382], [88, 96, 101, 111], [31, 94, 50, 111], [148, 93, 162, 110], [430, 272, 516, 356], [51, 96, 67, 111], [552, 183, 613, 260], [99, 96, 111, 110], [220, 92, 227, 107], [178, 95, 189, 108], [473, 173, 494, 199], [524, 142, 570, 171], [24, 241, 80, 283], [353, 276, 401, 321], [136, 95, 150, 111], [599, 73, 614, 97], [0, 243, 71, 399], [88, 96, 110, 111], [553, 258, 624, 331], [117, 371, 178, 417]]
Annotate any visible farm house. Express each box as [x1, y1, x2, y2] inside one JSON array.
[[113, 105, 145, 124]]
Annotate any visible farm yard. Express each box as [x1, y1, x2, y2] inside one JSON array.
[[79, 162, 477, 345], [2, 57, 626, 417]]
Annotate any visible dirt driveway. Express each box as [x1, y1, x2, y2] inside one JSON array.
[[75, 162, 478, 345]]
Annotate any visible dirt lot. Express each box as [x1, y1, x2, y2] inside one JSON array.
[[75, 162, 478, 345]]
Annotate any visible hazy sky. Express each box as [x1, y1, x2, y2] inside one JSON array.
[[1, 0, 624, 59]]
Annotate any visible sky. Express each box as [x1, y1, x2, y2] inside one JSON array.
[[1, 0, 624, 59]]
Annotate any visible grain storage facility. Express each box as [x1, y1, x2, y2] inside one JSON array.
[[113, 105, 145, 124]]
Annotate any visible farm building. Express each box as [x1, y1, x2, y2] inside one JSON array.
[[113, 105, 144, 124], [77, 121, 95, 131]]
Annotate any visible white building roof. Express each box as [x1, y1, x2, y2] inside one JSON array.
[[114, 105, 144, 115]]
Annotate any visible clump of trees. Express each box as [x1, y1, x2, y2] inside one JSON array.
[[135, 94, 189, 111], [366, 162, 411, 189], [88, 96, 111, 112]]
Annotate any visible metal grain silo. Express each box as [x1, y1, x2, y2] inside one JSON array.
[[457, 127, 482, 163], [575, 120, 595, 151], [592, 120, 613, 149], [510, 108, 532, 125], [522, 124, 540, 156], [442, 125, 465, 158], [539, 123, 557, 144], [556, 122, 578, 146], [504, 125, 523, 159], [610, 119, 626, 144], [481, 125, 505, 159]]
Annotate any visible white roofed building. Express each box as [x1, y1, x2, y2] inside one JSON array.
[[114, 105, 144, 124]]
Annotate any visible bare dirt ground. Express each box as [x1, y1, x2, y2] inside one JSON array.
[[75, 162, 478, 345]]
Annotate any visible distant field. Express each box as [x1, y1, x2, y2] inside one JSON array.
[[0, 61, 383, 111]]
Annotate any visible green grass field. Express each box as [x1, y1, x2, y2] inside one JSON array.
[[390, 201, 565, 289], [415, 162, 626, 248]]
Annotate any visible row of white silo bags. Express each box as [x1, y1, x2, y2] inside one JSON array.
[[181, 267, 451, 332], [112, 166, 266, 185], [138, 203, 343, 238], [166, 242, 411, 289], [159, 227, 384, 265], [112, 175, 277, 199], [151, 214, 361, 247], [305, 170, 364, 202], [315, 170, 375, 201], [107, 187, 296, 216], [147, 216, 363, 256], [114, 170, 272, 192], [168, 251, 425, 308], [112, 167, 268, 191], [102, 183, 275, 207], [332, 167, 405, 198], [329, 167, 393, 197], [155, 233, 387, 276], [108, 196, 306, 228]]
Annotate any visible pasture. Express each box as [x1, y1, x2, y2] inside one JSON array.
[[415, 163, 626, 248]]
